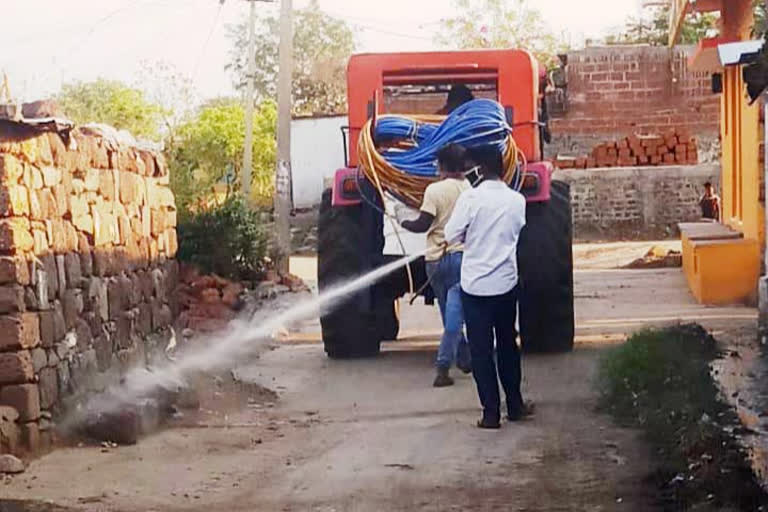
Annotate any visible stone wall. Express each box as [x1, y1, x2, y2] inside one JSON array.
[[0, 122, 178, 456], [554, 164, 721, 240], [547, 45, 721, 160]]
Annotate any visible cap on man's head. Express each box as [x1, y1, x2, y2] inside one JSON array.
[[466, 145, 504, 178]]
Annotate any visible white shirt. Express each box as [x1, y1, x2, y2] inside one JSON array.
[[444, 180, 526, 296]]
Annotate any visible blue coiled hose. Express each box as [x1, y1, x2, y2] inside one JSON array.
[[373, 99, 512, 178], [358, 98, 522, 207]]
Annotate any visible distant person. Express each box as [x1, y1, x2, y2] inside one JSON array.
[[437, 84, 475, 115], [400, 143, 472, 387], [699, 181, 721, 221], [445, 144, 533, 429]]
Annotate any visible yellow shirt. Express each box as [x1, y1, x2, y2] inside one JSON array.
[[421, 178, 470, 261]]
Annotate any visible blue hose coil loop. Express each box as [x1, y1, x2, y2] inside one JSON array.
[[373, 99, 512, 178]]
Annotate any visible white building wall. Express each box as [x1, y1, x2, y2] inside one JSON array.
[[291, 115, 347, 208]]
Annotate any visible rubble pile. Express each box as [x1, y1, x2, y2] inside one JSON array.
[[175, 265, 307, 334], [624, 245, 683, 269], [175, 265, 245, 334], [555, 128, 699, 169], [0, 117, 178, 459]]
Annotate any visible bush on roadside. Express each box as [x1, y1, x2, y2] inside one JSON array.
[[597, 325, 721, 446], [596, 325, 767, 510], [176, 196, 269, 282]]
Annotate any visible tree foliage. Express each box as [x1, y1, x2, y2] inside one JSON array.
[[754, 0, 768, 37], [134, 60, 196, 140], [57, 79, 167, 140], [227, 0, 356, 116], [168, 98, 277, 214], [434, 0, 570, 69], [606, 4, 718, 46]]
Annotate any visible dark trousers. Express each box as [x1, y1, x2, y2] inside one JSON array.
[[461, 287, 523, 421]]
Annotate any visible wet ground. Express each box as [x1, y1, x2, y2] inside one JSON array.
[[3, 345, 660, 512], [712, 323, 768, 488], [1, 241, 757, 511], [0, 502, 74, 512]]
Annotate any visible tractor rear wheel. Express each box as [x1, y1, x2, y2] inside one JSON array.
[[375, 295, 400, 342], [317, 188, 382, 358], [517, 180, 575, 353]]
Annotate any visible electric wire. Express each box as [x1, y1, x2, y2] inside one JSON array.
[[358, 99, 521, 209], [355, 99, 525, 303], [192, 0, 226, 81], [351, 99, 527, 305]]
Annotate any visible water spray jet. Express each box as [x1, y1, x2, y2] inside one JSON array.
[[63, 250, 427, 441]]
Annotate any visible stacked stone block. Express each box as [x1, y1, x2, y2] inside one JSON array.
[[0, 125, 178, 456]]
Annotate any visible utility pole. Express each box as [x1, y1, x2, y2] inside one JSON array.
[[241, 0, 259, 203], [274, 0, 293, 272], [240, 0, 291, 270]]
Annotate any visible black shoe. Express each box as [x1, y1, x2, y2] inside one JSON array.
[[507, 400, 536, 422], [476, 416, 501, 429], [433, 368, 454, 387]]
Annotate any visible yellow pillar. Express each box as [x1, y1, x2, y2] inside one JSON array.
[[719, 1, 763, 245]]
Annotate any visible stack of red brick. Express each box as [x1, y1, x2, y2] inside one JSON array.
[[175, 266, 245, 334], [555, 129, 699, 170], [175, 266, 307, 334]]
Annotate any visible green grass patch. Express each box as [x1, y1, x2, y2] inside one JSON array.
[[596, 324, 767, 510]]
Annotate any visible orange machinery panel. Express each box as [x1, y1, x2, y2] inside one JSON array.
[[346, 49, 541, 168]]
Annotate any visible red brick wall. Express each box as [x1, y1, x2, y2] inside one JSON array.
[[547, 45, 721, 158]]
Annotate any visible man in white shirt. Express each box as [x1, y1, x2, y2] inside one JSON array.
[[444, 145, 531, 429]]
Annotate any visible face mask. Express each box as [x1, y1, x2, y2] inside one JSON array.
[[464, 165, 484, 188]]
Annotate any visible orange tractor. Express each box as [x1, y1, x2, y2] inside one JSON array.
[[318, 49, 574, 358]]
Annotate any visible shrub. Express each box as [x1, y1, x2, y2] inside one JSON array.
[[596, 324, 721, 445], [596, 325, 767, 509], [177, 196, 269, 281]]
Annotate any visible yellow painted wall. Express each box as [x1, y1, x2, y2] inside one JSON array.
[[685, 237, 760, 304], [676, 0, 764, 305], [719, 0, 764, 248], [720, 66, 763, 245]]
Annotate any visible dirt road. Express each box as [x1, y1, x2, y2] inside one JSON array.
[[2, 244, 756, 511], [5, 345, 657, 512]]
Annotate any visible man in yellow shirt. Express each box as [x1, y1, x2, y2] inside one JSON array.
[[401, 144, 472, 387]]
